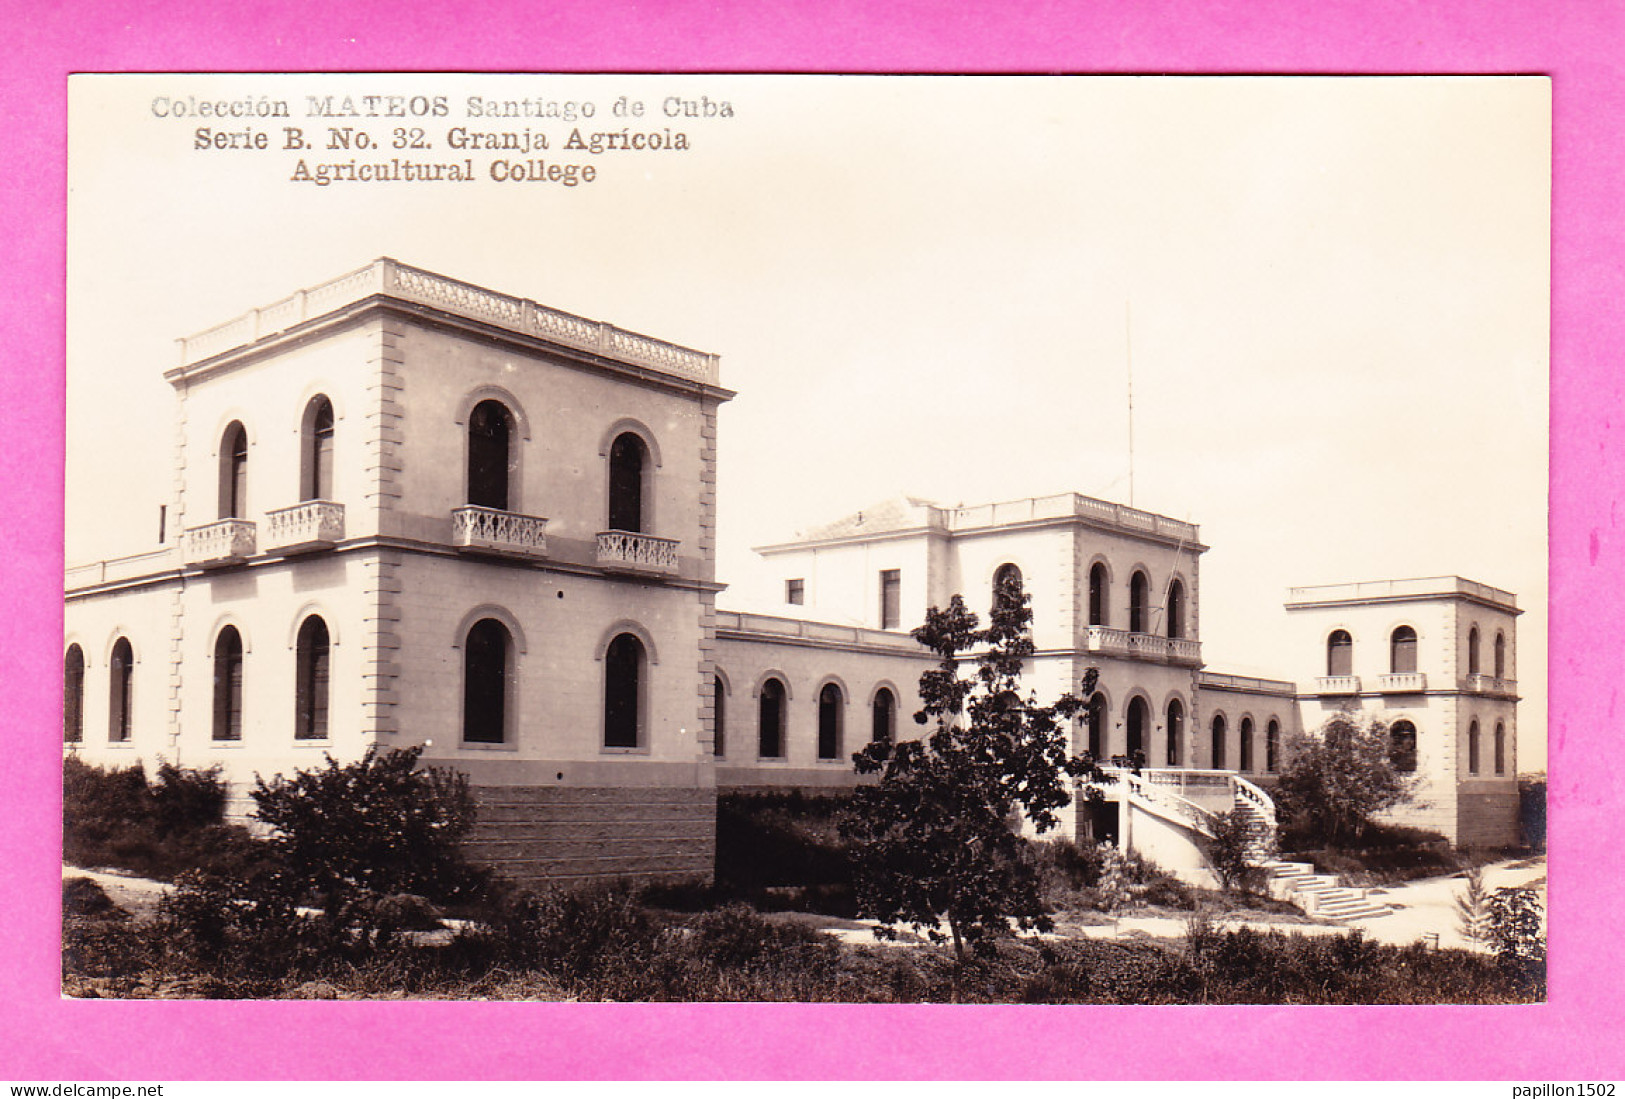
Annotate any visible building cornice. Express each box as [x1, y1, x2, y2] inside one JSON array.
[[164, 258, 735, 403]]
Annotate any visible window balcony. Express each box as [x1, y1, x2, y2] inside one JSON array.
[[1378, 672, 1428, 693], [1315, 675, 1362, 695], [184, 519, 256, 568], [452, 505, 549, 558], [597, 530, 680, 574], [265, 501, 345, 554], [1084, 626, 1202, 666], [1464, 673, 1517, 697], [1085, 625, 1131, 657]]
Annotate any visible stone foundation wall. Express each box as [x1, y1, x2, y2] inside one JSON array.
[[1456, 781, 1521, 848], [466, 785, 716, 888]]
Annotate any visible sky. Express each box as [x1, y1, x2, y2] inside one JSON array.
[[66, 74, 1551, 767]]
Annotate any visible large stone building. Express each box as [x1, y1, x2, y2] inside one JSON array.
[[62, 261, 1522, 889]]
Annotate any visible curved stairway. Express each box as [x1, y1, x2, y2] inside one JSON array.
[[1101, 768, 1393, 922]]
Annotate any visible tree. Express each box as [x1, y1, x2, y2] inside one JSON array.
[[250, 745, 483, 921], [840, 572, 1104, 961], [1273, 713, 1414, 847], [1204, 808, 1270, 894]]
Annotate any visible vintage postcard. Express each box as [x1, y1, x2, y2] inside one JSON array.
[[62, 74, 1549, 1006]]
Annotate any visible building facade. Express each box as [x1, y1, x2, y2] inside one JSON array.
[[63, 259, 732, 886], [63, 262, 1522, 891], [1285, 578, 1522, 847]]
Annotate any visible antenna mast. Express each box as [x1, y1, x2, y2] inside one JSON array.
[[1126, 300, 1135, 507]]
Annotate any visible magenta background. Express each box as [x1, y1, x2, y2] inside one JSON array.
[[3, 0, 1618, 1081]]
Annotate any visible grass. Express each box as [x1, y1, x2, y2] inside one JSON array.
[[63, 886, 1542, 1003]]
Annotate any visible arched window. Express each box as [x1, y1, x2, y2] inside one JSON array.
[[1087, 693, 1107, 758], [212, 626, 243, 742], [1390, 719, 1418, 773], [604, 633, 645, 749], [467, 401, 512, 510], [1165, 699, 1184, 767], [1210, 714, 1227, 769], [1327, 630, 1353, 677], [817, 683, 844, 760], [1467, 625, 1481, 676], [713, 675, 726, 757], [302, 396, 335, 502], [463, 618, 510, 744], [1494, 632, 1507, 679], [1494, 722, 1507, 774], [1088, 563, 1108, 627], [872, 687, 896, 745], [608, 432, 647, 533], [1167, 578, 1186, 639], [1129, 571, 1150, 634], [758, 678, 786, 758], [991, 563, 1024, 618], [1266, 719, 1280, 773], [1126, 697, 1149, 760], [63, 645, 85, 743], [219, 422, 248, 519], [1239, 717, 1254, 772], [1390, 626, 1418, 674], [108, 638, 132, 742], [295, 616, 330, 741], [1468, 719, 1481, 774]]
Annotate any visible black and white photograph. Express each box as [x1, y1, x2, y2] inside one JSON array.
[[62, 73, 1549, 1004]]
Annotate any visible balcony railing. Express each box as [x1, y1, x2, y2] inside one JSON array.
[[1378, 672, 1428, 693], [184, 519, 256, 567], [1463, 673, 1518, 696], [596, 530, 680, 574], [1315, 675, 1362, 695], [451, 506, 549, 558], [1084, 626, 1202, 665], [265, 501, 345, 553]]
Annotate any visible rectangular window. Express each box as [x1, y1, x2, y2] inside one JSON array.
[[880, 569, 901, 629], [786, 578, 805, 605]]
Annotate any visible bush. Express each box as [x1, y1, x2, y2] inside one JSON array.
[[62, 877, 126, 920], [63, 757, 268, 882], [1519, 775, 1547, 851], [478, 881, 660, 982], [251, 746, 486, 914], [1035, 838, 1106, 891]]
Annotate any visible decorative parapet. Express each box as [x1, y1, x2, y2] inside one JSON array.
[[1378, 672, 1428, 693], [1085, 626, 1202, 665], [1286, 576, 1518, 612], [175, 259, 721, 386], [1198, 671, 1298, 697], [597, 530, 680, 574], [452, 505, 549, 558], [265, 501, 345, 553], [947, 492, 1200, 544], [184, 519, 256, 567], [1463, 673, 1518, 697], [1314, 675, 1362, 695]]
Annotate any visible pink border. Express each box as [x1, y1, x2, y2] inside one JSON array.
[[5, 0, 1618, 1081]]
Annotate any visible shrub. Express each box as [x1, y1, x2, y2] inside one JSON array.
[[152, 763, 229, 836], [479, 881, 660, 982], [1274, 715, 1415, 848], [62, 877, 126, 920], [250, 745, 485, 914], [1204, 809, 1269, 894], [63, 757, 265, 882], [1034, 838, 1106, 891]]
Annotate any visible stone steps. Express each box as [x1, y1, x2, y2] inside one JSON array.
[[1255, 859, 1393, 922]]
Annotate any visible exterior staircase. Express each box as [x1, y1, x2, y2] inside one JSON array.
[[1256, 859, 1393, 921], [1103, 767, 1394, 923]]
